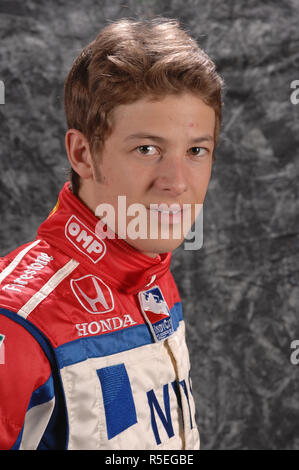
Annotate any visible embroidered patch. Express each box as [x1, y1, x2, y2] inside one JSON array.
[[138, 285, 174, 342], [97, 363, 137, 439], [65, 215, 106, 263], [70, 274, 114, 314]]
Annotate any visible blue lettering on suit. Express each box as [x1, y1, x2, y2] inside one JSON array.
[[148, 379, 193, 445], [97, 363, 193, 445], [147, 384, 174, 444]]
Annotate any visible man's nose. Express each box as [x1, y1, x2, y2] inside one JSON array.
[[153, 155, 188, 197]]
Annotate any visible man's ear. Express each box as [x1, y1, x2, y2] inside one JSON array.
[[65, 129, 93, 179]]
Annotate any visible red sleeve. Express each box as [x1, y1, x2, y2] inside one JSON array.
[[0, 313, 51, 450]]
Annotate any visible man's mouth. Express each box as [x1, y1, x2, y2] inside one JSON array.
[[150, 207, 182, 214], [147, 204, 190, 224]]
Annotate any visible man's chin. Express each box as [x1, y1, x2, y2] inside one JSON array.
[[125, 237, 185, 257]]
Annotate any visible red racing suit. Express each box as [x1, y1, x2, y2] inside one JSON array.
[[0, 182, 199, 450]]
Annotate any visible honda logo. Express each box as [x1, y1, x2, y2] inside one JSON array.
[[70, 275, 114, 314]]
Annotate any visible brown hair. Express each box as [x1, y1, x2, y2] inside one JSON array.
[[64, 18, 224, 195]]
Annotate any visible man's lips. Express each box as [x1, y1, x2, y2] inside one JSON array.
[[147, 203, 192, 212], [147, 204, 191, 224], [149, 207, 182, 214]]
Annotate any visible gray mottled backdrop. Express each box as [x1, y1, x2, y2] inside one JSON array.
[[0, 0, 299, 450]]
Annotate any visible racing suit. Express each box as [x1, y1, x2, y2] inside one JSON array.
[[0, 182, 199, 450]]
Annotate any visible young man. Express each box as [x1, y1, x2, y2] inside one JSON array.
[[0, 18, 223, 450]]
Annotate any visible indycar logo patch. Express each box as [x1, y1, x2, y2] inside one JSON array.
[[138, 286, 174, 342]]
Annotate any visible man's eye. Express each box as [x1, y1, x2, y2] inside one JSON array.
[[136, 145, 158, 155], [188, 147, 208, 157]]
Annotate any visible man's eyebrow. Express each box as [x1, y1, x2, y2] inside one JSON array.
[[124, 133, 214, 143]]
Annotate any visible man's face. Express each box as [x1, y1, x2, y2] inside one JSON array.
[[86, 92, 215, 256]]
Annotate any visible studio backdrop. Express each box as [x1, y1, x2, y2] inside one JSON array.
[[0, 0, 298, 450]]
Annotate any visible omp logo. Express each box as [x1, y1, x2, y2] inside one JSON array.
[[71, 274, 114, 314], [65, 215, 106, 263]]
